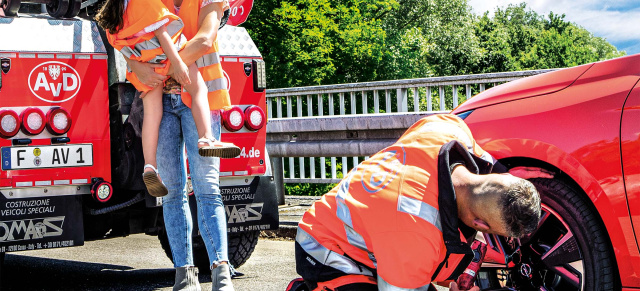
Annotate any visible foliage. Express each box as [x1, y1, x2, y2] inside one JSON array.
[[244, 0, 396, 88], [473, 4, 624, 73], [246, 1, 624, 87], [245, 1, 625, 196], [285, 183, 337, 196]]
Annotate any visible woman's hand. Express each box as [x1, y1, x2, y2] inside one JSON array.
[[126, 58, 166, 87]]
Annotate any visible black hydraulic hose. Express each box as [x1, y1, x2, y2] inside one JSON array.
[[86, 192, 145, 215]]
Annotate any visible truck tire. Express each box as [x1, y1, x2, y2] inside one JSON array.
[[46, 0, 69, 18], [1, 0, 21, 16], [158, 230, 260, 271], [227, 230, 260, 268], [63, 0, 81, 18]]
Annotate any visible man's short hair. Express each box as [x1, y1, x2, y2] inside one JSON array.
[[499, 179, 541, 237]]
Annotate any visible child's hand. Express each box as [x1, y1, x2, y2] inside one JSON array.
[[173, 61, 192, 86]]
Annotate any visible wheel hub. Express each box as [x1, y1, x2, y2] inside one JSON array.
[[519, 263, 533, 279]]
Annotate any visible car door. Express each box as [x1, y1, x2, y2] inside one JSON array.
[[620, 80, 640, 249]]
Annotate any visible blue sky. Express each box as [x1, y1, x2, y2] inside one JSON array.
[[467, 0, 640, 55]]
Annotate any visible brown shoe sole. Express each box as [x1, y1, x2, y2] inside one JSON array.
[[142, 171, 168, 197], [198, 145, 241, 158]]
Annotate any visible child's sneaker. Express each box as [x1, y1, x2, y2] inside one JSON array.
[[142, 164, 168, 197], [198, 138, 241, 158]]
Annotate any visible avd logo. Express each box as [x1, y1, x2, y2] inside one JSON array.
[[28, 61, 81, 103], [223, 70, 231, 90], [360, 146, 406, 193]]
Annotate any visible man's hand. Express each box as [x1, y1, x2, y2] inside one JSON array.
[[126, 58, 166, 87], [509, 166, 554, 179], [449, 281, 479, 291]]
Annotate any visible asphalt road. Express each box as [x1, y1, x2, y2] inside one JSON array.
[[2, 234, 297, 291], [1, 196, 449, 291]]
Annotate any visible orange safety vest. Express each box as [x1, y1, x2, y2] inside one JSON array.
[[297, 114, 495, 289], [105, 0, 186, 92], [162, 0, 231, 110]]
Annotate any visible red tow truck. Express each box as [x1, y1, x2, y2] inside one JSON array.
[[0, 0, 277, 276]]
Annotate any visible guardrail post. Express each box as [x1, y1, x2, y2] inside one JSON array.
[[271, 157, 286, 205]]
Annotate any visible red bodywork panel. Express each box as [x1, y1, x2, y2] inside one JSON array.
[[452, 54, 640, 287], [455, 63, 592, 112], [0, 53, 110, 186], [220, 57, 266, 177]]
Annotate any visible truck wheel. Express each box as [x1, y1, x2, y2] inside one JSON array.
[[46, 0, 69, 18], [227, 230, 260, 268], [63, 0, 80, 18], [1, 0, 21, 16], [158, 230, 260, 270]]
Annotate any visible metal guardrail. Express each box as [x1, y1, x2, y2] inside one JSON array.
[[265, 69, 556, 185], [265, 69, 555, 118]]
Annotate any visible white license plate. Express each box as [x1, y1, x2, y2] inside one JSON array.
[[1, 144, 93, 170]]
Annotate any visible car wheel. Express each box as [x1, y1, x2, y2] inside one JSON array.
[[479, 178, 619, 290]]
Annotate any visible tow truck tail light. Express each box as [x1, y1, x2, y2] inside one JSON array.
[[222, 106, 244, 132], [0, 110, 20, 138], [21, 107, 46, 135], [46, 107, 72, 135], [244, 106, 266, 131], [92, 180, 113, 203]]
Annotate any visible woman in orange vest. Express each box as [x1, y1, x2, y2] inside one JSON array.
[[95, 0, 240, 198], [111, 0, 236, 289], [294, 114, 541, 291]]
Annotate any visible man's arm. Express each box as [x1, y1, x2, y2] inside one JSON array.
[[167, 1, 225, 75]]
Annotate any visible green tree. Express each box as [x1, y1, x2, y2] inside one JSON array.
[[244, 0, 395, 88], [473, 3, 624, 73]]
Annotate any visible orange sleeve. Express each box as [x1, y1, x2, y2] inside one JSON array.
[[370, 230, 442, 289], [109, 0, 181, 46]]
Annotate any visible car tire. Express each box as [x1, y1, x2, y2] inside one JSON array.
[[520, 178, 619, 290], [158, 230, 260, 271]]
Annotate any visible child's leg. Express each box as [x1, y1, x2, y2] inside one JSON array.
[[141, 86, 169, 197], [183, 64, 240, 158], [182, 63, 213, 141], [141, 86, 164, 171]]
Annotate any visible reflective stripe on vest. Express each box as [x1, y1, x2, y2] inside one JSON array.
[[195, 52, 221, 68], [335, 169, 370, 253], [418, 121, 473, 149], [397, 195, 442, 232], [296, 228, 374, 277], [418, 121, 495, 165], [202, 78, 227, 93], [119, 31, 187, 63], [377, 275, 432, 291]]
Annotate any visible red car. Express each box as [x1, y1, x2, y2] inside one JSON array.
[[451, 54, 640, 290]]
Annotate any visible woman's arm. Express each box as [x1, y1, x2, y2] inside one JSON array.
[[125, 56, 167, 87], [166, 1, 225, 76]]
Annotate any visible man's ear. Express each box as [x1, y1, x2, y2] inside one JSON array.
[[472, 218, 490, 232]]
